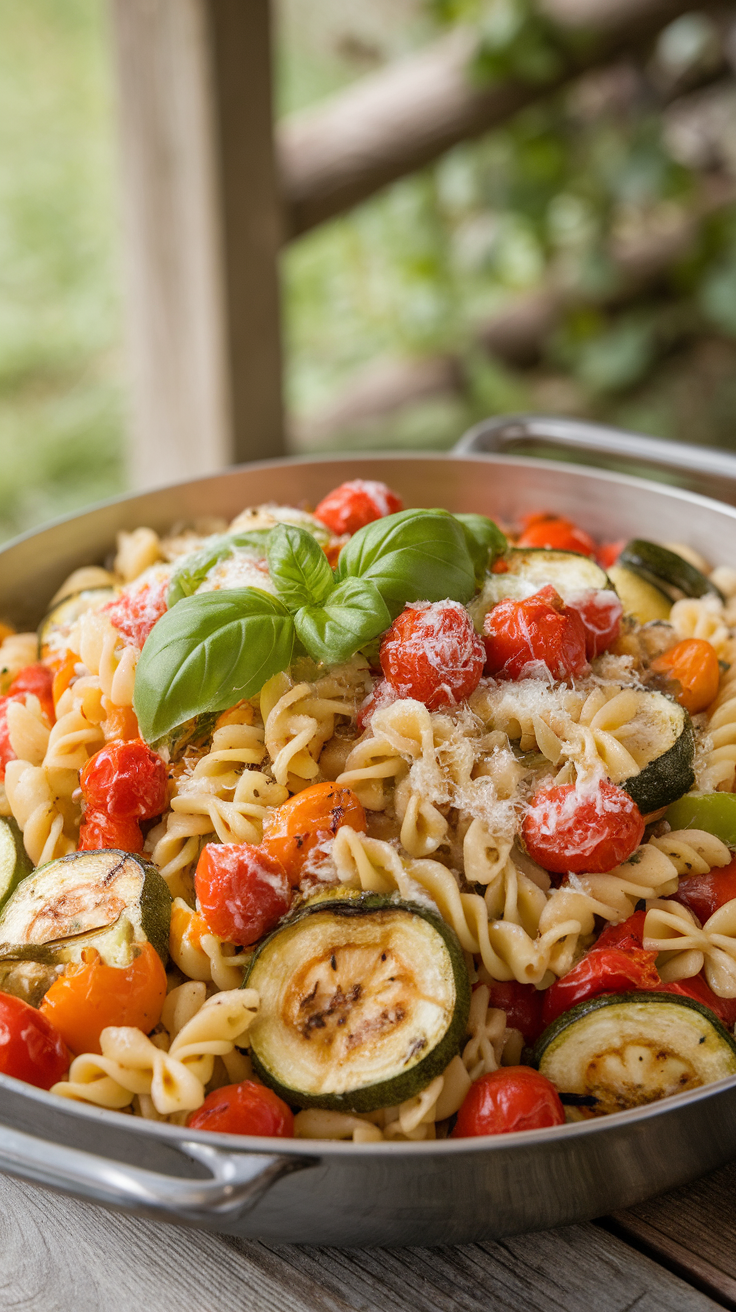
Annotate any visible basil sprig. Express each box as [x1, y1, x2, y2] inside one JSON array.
[[134, 508, 498, 742], [454, 514, 507, 585]]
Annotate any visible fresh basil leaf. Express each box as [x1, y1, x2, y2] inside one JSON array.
[[134, 588, 294, 742], [167, 529, 272, 607], [454, 513, 507, 583], [336, 509, 476, 616], [267, 523, 335, 611], [294, 578, 390, 665]]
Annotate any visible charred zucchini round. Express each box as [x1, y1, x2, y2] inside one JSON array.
[[607, 565, 671, 623], [245, 891, 470, 1112], [534, 992, 736, 1118], [619, 540, 724, 603], [618, 692, 694, 814], [470, 548, 610, 627]]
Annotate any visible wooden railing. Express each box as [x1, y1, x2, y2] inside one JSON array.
[[110, 0, 731, 486]]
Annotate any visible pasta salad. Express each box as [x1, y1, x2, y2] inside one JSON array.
[[1, 479, 736, 1143]]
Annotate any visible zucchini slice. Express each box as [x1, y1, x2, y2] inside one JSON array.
[[38, 586, 118, 662], [245, 891, 470, 1112], [470, 549, 610, 627], [534, 993, 736, 1117], [620, 539, 724, 603], [0, 849, 171, 968], [0, 818, 32, 915], [607, 565, 671, 624], [617, 691, 694, 814]]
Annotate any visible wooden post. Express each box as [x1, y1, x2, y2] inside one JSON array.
[[110, 0, 284, 489]]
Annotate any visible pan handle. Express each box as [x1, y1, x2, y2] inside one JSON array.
[[454, 414, 736, 503], [0, 1121, 314, 1225]]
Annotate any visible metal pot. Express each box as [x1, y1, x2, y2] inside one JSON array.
[[2, 415, 736, 1247]]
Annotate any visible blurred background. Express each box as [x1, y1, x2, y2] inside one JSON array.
[[3, 0, 736, 541]]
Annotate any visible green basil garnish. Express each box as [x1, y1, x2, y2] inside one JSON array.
[[454, 513, 507, 584], [336, 509, 476, 617], [134, 589, 294, 742], [295, 578, 390, 666], [267, 524, 335, 611], [167, 529, 272, 607]]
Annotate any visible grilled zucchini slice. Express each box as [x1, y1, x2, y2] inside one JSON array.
[[245, 891, 470, 1112], [616, 690, 694, 814], [0, 818, 33, 915], [534, 993, 736, 1118], [620, 540, 724, 603], [0, 849, 171, 968], [470, 549, 610, 627], [38, 586, 117, 662], [607, 565, 671, 623]]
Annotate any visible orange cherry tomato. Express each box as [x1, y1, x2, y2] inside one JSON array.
[[517, 515, 596, 557], [39, 943, 167, 1056], [651, 638, 720, 714], [102, 704, 141, 742], [261, 782, 367, 885], [452, 1067, 565, 1137], [52, 652, 80, 708], [187, 1080, 294, 1137]]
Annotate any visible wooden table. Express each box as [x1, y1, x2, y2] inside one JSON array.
[[2, 1160, 735, 1311]]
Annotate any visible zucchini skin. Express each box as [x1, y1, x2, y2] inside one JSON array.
[[245, 892, 471, 1113], [622, 709, 695, 815], [534, 990, 736, 1066], [620, 540, 724, 603], [0, 818, 33, 915]]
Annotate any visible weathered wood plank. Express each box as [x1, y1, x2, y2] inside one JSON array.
[[110, 0, 284, 488], [0, 1173, 719, 1312]]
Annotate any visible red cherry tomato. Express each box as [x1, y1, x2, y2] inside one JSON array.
[[187, 1080, 294, 1137], [78, 811, 144, 853], [261, 782, 367, 886], [314, 480, 403, 537], [486, 980, 546, 1045], [452, 1066, 565, 1137], [80, 739, 168, 819], [517, 515, 596, 557], [657, 972, 736, 1030], [670, 856, 736, 925], [0, 993, 70, 1090], [596, 910, 647, 952], [522, 781, 644, 875], [597, 540, 624, 570], [566, 590, 623, 659], [8, 663, 55, 722], [541, 945, 660, 1028], [483, 586, 589, 682], [379, 601, 485, 710], [103, 574, 168, 648], [195, 843, 291, 946], [356, 679, 396, 733], [0, 697, 17, 781]]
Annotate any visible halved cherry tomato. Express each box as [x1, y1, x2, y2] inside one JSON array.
[[39, 944, 167, 1056], [103, 574, 168, 648], [517, 515, 596, 557], [670, 855, 736, 924], [452, 1067, 565, 1137], [566, 590, 623, 659], [380, 601, 485, 710], [483, 586, 589, 682], [80, 739, 168, 819], [0, 993, 70, 1089], [541, 945, 660, 1028], [187, 1080, 294, 1137], [314, 480, 403, 537], [9, 663, 55, 722], [261, 782, 367, 886], [486, 980, 546, 1045], [522, 781, 644, 875], [651, 639, 720, 714], [195, 842, 291, 946], [78, 811, 144, 853]]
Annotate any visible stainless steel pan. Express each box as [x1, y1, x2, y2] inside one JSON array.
[[2, 415, 736, 1246]]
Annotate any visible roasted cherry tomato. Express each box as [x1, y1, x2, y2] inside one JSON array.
[[522, 781, 644, 875], [566, 590, 623, 659], [483, 586, 589, 682], [8, 663, 55, 722], [314, 479, 403, 537], [195, 842, 291, 946], [670, 855, 736, 924], [597, 540, 624, 570], [80, 739, 168, 819], [0, 993, 70, 1089], [39, 943, 167, 1056], [452, 1067, 565, 1137], [658, 972, 736, 1030], [261, 782, 367, 885], [380, 601, 485, 710], [517, 514, 596, 557], [103, 574, 168, 648], [0, 697, 16, 781], [651, 638, 720, 714], [77, 811, 144, 853], [486, 980, 546, 1045], [541, 945, 660, 1028], [596, 910, 647, 952], [187, 1080, 294, 1137]]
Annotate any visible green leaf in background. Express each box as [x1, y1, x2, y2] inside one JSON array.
[[336, 509, 476, 616], [134, 589, 294, 742], [454, 513, 507, 583], [267, 523, 335, 611], [294, 578, 391, 666], [167, 530, 272, 607]]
